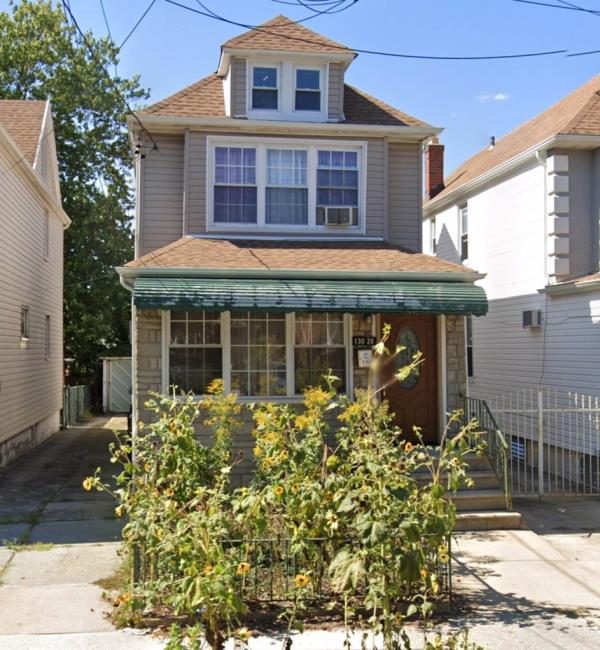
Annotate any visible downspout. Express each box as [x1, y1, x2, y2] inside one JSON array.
[[118, 273, 138, 451]]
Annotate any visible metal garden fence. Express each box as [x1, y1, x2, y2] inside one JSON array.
[[134, 534, 453, 605], [62, 385, 91, 428]]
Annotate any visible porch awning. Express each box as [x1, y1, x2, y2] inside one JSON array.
[[132, 277, 487, 316]]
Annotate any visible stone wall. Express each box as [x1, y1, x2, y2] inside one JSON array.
[[445, 315, 467, 413]]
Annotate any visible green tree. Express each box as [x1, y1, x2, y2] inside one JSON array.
[[0, 0, 148, 388]]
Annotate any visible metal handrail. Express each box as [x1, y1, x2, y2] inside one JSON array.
[[464, 396, 512, 510]]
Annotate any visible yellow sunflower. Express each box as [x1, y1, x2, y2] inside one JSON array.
[[236, 562, 251, 576], [294, 573, 311, 588], [404, 442, 414, 453], [273, 485, 285, 497], [82, 477, 93, 492]]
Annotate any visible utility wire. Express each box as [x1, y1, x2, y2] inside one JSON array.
[[166, 0, 567, 60], [119, 0, 158, 50], [60, 0, 157, 153], [511, 0, 600, 14], [99, 0, 118, 77]]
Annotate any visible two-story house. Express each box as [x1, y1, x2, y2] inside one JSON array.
[[118, 16, 487, 482], [0, 100, 70, 466], [423, 74, 600, 402]]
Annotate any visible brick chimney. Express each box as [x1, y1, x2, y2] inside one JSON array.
[[425, 137, 445, 199]]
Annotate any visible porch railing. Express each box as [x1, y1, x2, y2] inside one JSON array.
[[463, 396, 512, 510]]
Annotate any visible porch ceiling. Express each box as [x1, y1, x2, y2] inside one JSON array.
[[133, 277, 488, 315]]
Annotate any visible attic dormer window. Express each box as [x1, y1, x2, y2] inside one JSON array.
[[252, 66, 278, 110], [295, 69, 321, 111]]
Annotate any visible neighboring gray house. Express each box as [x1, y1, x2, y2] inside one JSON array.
[[0, 100, 70, 466], [119, 16, 489, 484], [423, 74, 600, 400]]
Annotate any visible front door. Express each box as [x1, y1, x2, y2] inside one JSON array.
[[381, 315, 438, 444]]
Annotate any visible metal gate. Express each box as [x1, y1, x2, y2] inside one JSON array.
[[102, 357, 132, 414], [488, 386, 600, 496]]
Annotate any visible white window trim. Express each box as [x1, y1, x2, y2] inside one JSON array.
[[250, 63, 280, 112], [293, 65, 322, 114], [246, 60, 328, 122], [162, 310, 353, 401], [459, 204, 469, 263], [20, 306, 30, 341], [206, 135, 367, 235]]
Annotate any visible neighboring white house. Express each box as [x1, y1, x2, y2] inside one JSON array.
[[422, 75, 600, 403], [0, 99, 70, 467]]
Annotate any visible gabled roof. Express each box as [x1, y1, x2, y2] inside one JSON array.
[[222, 14, 354, 56], [0, 99, 46, 165], [125, 237, 475, 276], [427, 73, 600, 207], [138, 73, 431, 128]]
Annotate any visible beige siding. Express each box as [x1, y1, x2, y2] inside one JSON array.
[[139, 134, 184, 256], [387, 142, 422, 252], [186, 131, 387, 237], [231, 57, 247, 117], [0, 141, 64, 462], [327, 62, 344, 121]]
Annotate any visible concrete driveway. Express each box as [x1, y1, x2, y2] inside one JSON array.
[[0, 417, 163, 648]]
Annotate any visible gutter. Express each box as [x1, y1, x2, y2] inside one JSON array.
[[540, 278, 600, 296], [128, 115, 441, 142], [116, 265, 485, 284], [0, 124, 70, 228], [423, 133, 600, 217]]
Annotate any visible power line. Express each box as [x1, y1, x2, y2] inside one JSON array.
[[60, 0, 157, 154], [118, 0, 158, 50], [166, 0, 567, 60], [511, 0, 600, 15], [99, 0, 118, 77]]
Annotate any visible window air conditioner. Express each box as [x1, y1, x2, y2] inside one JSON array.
[[522, 310, 543, 329], [317, 206, 357, 226]]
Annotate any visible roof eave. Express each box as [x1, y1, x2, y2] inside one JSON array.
[[424, 132, 600, 217], [128, 114, 441, 141], [217, 46, 356, 75], [117, 265, 485, 283], [541, 277, 600, 296]]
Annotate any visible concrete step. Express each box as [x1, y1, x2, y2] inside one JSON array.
[[415, 470, 500, 491], [449, 489, 507, 512], [455, 510, 523, 531]]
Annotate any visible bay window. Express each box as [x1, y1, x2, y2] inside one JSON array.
[[295, 69, 321, 111], [165, 311, 351, 398], [209, 138, 365, 231]]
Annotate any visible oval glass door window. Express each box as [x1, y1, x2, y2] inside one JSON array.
[[394, 327, 421, 390]]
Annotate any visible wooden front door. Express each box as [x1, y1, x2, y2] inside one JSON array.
[[381, 315, 438, 444]]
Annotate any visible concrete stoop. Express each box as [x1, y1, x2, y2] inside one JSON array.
[[418, 452, 522, 531]]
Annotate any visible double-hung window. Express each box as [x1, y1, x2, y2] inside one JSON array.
[[316, 150, 359, 226], [214, 146, 257, 224], [169, 311, 222, 394], [209, 139, 364, 231], [430, 218, 437, 254], [20, 307, 29, 340], [459, 204, 469, 261], [266, 149, 308, 225], [252, 66, 278, 110], [295, 69, 320, 111]]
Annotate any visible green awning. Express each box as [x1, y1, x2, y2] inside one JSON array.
[[133, 277, 487, 316]]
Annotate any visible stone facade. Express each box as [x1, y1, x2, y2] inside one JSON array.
[[445, 315, 467, 413], [135, 309, 467, 483]]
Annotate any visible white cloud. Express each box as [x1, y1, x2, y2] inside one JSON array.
[[475, 92, 510, 103]]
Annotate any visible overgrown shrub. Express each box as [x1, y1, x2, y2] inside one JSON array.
[[87, 326, 484, 649]]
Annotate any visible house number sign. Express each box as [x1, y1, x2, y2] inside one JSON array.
[[352, 335, 376, 347]]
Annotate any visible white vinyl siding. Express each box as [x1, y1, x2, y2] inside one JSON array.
[[0, 138, 64, 449]]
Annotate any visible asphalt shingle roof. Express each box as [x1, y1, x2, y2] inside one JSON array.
[[427, 73, 600, 206], [125, 237, 474, 275], [0, 99, 46, 165]]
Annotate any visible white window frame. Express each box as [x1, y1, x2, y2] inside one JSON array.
[[293, 66, 322, 113], [20, 306, 29, 341], [246, 59, 328, 122], [162, 310, 353, 401], [206, 135, 367, 234], [250, 63, 280, 112], [430, 217, 437, 254]]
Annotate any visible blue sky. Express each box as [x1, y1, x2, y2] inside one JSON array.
[[4, 0, 600, 173]]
